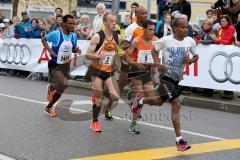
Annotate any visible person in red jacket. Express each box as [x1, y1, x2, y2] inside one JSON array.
[[210, 15, 235, 45], [210, 15, 235, 99]]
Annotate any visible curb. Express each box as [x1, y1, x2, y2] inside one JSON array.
[[68, 80, 240, 114]]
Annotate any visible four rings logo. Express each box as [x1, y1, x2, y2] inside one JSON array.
[[208, 51, 240, 84], [0, 43, 31, 65]]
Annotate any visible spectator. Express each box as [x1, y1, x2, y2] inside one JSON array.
[[235, 13, 240, 46], [211, 0, 227, 16], [26, 18, 41, 38], [210, 15, 235, 45], [38, 19, 47, 32], [46, 15, 55, 32], [171, 0, 191, 21], [55, 7, 63, 17], [197, 19, 217, 45], [19, 11, 31, 38], [71, 10, 78, 19], [223, 0, 240, 24], [12, 16, 22, 38], [90, 3, 106, 37], [130, 2, 139, 23], [210, 15, 235, 99], [157, 0, 171, 21], [155, 13, 173, 38], [49, 15, 63, 32], [76, 14, 91, 40], [0, 10, 5, 23], [121, 14, 131, 29], [0, 23, 5, 38], [206, 9, 213, 19], [212, 10, 221, 31], [2, 19, 15, 38]]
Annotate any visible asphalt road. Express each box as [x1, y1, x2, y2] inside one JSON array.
[[0, 75, 239, 160]]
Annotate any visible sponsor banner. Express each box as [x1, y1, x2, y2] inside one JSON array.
[[0, 38, 90, 76], [180, 44, 240, 92]]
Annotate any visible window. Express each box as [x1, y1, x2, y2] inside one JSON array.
[[0, 0, 12, 3]]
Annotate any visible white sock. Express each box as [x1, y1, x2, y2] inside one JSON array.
[[176, 136, 183, 142], [138, 98, 144, 105]]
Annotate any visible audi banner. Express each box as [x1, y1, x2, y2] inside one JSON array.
[[0, 38, 90, 76], [179, 44, 240, 92]]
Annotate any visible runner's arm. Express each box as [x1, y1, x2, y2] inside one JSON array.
[[188, 39, 199, 64], [41, 32, 57, 57], [85, 34, 100, 60], [125, 38, 138, 65]]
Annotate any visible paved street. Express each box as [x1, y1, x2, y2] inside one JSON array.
[[0, 75, 240, 160]]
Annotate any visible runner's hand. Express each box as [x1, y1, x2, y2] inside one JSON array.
[[73, 47, 81, 55]]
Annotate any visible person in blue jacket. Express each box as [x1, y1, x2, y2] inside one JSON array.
[[26, 18, 41, 38]]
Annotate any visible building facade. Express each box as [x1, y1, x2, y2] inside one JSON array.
[[0, 0, 212, 25]]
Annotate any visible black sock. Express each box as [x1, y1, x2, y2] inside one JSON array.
[[93, 104, 101, 121], [47, 92, 62, 108]]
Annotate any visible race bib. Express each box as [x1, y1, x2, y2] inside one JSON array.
[[137, 50, 154, 63], [57, 51, 71, 64], [99, 51, 115, 66]]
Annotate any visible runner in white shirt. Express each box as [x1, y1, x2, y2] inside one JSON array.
[[130, 17, 199, 151]]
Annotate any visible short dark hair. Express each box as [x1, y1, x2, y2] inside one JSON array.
[[142, 20, 156, 29], [171, 18, 185, 27], [55, 7, 63, 13], [131, 2, 139, 7], [31, 18, 38, 24], [63, 14, 74, 23], [206, 9, 213, 15], [219, 15, 232, 24]]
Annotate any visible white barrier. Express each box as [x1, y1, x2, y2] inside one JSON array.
[[0, 38, 90, 76], [180, 44, 240, 92], [0, 39, 239, 92]]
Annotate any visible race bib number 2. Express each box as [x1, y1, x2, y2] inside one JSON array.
[[100, 51, 115, 66], [57, 51, 71, 64], [137, 50, 154, 63]]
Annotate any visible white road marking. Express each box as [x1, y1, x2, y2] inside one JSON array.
[[0, 93, 225, 141], [0, 154, 16, 160]]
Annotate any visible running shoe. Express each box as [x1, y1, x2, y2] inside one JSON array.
[[44, 107, 57, 117], [105, 110, 113, 120], [176, 139, 191, 152], [130, 93, 143, 113], [90, 121, 102, 132], [129, 123, 140, 134]]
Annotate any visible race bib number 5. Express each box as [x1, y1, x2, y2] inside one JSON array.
[[99, 51, 115, 66], [57, 51, 71, 64], [137, 50, 154, 63]]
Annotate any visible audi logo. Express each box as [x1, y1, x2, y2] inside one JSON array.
[[208, 51, 240, 84], [0, 43, 31, 65]]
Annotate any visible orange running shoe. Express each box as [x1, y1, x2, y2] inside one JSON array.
[[90, 121, 102, 132], [44, 107, 57, 117]]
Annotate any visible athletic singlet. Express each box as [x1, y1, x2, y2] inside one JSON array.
[[125, 22, 143, 42], [92, 33, 118, 72], [132, 36, 157, 63]]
